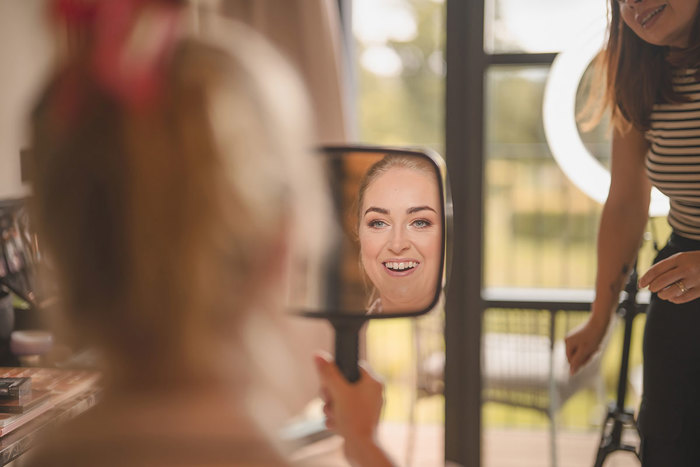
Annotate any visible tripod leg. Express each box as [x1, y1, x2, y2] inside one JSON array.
[[548, 312, 558, 467], [593, 412, 612, 467], [549, 413, 557, 467], [592, 266, 642, 465], [594, 445, 610, 467]]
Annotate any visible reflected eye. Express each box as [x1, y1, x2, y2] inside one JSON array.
[[411, 219, 432, 229], [367, 219, 389, 229]]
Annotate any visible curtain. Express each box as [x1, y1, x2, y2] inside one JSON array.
[[196, 0, 353, 403], [214, 0, 349, 144]]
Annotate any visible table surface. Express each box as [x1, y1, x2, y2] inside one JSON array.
[[0, 369, 99, 466]]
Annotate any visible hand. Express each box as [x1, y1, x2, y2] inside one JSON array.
[[565, 315, 608, 375], [314, 352, 384, 440], [639, 251, 700, 304], [314, 352, 393, 467]]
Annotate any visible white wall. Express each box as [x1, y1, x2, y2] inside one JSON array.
[[0, 0, 54, 199]]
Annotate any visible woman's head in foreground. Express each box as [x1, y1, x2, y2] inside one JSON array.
[[30, 2, 329, 387]]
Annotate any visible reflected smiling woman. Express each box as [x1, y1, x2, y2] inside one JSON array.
[[357, 155, 442, 314]]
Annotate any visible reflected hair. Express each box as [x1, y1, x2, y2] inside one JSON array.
[[356, 154, 436, 232]]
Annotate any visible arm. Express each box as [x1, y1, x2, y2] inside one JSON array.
[[314, 353, 395, 467], [566, 125, 651, 374]]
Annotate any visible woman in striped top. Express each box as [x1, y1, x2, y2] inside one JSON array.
[[565, 1, 700, 465]]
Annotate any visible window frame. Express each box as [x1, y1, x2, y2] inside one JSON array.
[[445, 2, 558, 465]]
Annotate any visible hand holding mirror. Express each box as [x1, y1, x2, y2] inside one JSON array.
[[289, 145, 451, 381]]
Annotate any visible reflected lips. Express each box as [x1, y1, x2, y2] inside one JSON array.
[[382, 259, 419, 277]]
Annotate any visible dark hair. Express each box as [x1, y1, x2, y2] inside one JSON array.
[[582, 0, 700, 131]]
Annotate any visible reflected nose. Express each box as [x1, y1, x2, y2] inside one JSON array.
[[388, 227, 410, 254]]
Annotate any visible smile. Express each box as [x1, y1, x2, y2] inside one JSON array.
[[641, 5, 665, 27], [383, 261, 418, 271]]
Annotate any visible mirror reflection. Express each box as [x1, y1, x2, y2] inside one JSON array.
[[292, 148, 445, 317], [358, 155, 442, 314]]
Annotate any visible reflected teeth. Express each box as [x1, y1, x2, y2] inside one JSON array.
[[642, 5, 664, 26], [385, 261, 417, 271]]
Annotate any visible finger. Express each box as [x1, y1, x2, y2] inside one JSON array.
[[566, 345, 580, 373], [656, 275, 696, 300], [647, 269, 683, 293], [323, 402, 333, 417], [358, 361, 384, 385], [314, 350, 333, 368], [669, 286, 700, 304], [657, 282, 684, 301], [569, 350, 591, 375], [565, 340, 577, 362], [320, 386, 330, 404], [314, 352, 348, 394], [639, 257, 677, 287]]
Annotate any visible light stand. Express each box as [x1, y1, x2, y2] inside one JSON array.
[[593, 262, 643, 466]]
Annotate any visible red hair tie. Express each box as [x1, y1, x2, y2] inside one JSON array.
[[52, 0, 183, 112], [51, 0, 98, 29]]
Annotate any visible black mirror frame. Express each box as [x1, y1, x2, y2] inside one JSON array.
[[298, 144, 451, 321]]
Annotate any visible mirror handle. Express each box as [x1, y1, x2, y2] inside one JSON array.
[[332, 319, 365, 383]]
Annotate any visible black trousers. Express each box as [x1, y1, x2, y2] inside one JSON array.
[[638, 233, 700, 466]]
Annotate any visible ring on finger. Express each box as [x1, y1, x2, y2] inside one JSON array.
[[675, 280, 688, 294]]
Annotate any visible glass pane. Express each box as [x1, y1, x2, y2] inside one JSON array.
[[484, 64, 665, 290], [480, 9, 667, 462], [578, 64, 612, 168], [483, 66, 644, 448], [351, 3, 446, 457], [353, 0, 445, 154], [484, 0, 607, 54], [485, 65, 601, 289]]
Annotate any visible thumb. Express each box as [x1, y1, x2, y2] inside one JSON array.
[[358, 361, 384, 385], [569, 350, 589, 376], [314, 352, 346, 393], [565, 341, 577, 363]]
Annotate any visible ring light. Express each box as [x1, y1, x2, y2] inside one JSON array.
[[542, 17, 669, 217]]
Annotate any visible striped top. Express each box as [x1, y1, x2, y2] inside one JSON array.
[[646, 68, 700, 240]]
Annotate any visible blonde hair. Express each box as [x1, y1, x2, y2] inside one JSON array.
[[356, 154, 437, 231], [29, 16, 329, 388]]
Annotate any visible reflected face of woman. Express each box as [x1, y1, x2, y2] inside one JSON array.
[[359, 167, 442, 312], [618, 0, 700, 48]]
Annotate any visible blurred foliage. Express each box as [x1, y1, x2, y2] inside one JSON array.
[[355, 0, 445, 154]]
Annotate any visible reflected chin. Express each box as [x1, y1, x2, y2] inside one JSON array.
[[379, 290, 434, 313]]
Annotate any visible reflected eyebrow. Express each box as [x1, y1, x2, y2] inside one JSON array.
[[407, 206, 438, 215], [364, 206, 389, 216]]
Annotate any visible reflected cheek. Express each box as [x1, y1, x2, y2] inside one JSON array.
[[359, 233, 387, 260], [359, 235, 385, 281], [415, 235, 442, 266], [361, 255, 379, 284]]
